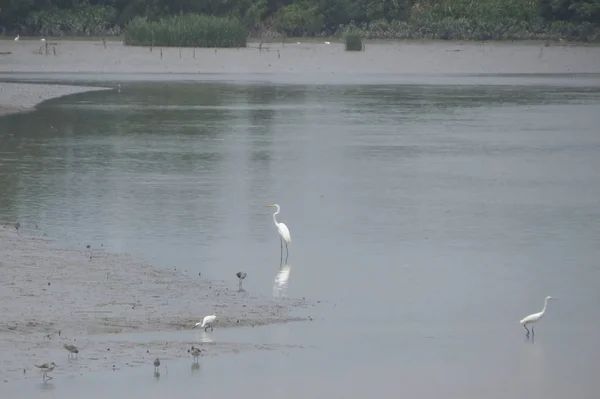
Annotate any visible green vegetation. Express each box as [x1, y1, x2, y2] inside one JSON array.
[[344, 29, 363, 51], [1, 0, 599, 42], [123, 14, 247, 47]]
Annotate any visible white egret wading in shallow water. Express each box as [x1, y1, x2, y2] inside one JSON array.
[[193, 314, 217, 332], [267, 204, 291, 265], [520, 296, 558, 336]]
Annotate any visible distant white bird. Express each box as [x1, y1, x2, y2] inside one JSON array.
[[520, 296, 558, 336], [193, 314, 217, 332], [267, 204, 291, 264], [35, 362, 57, 380], [14, 35, 19, 41], [324, 41, 331, 44], [40, 38, 45, 42]]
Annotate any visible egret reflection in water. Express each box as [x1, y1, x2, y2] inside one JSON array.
[[273, 264, 291, 298], [193, 330, 214, 344]]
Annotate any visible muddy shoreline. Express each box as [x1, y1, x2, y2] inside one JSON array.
[[0, 226, 311, 382], [0, 82, 110, 117], [1, 39, 599, 117]]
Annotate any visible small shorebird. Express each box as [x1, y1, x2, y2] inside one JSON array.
[[153, 358, 160, 372], [193, 314, 216, 332], [236, 272, 247, 289], [14, 222, 20, 234], [190, 346, 202, 363], [63, 344, 79, 359], [35, 362, 57, 380]]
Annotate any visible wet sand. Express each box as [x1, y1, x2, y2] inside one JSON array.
[[0, 226, 310, 382], [0, 82, 110, 116], [1, 38, 599, 77]]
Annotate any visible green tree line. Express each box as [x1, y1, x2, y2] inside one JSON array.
[[1, 0, 599, 40]]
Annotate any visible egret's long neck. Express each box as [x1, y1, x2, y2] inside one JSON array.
[[272, 206, 280, 226], [541, 298, 549, 314]]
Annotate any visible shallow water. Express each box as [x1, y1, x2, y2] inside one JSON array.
[[1, 75, 600, 398]]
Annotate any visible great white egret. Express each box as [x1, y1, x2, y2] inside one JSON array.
[[236, 271, 247, 289], [14, 35, 19, 41], [35, 362, 57, 380], [63, 344, 79, 359], [193, 314, 217, 332], [520, 296, 558, 336], [153, 358, 160, 372], [267, 204, 291, 265]]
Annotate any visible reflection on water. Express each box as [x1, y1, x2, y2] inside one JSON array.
[[273, 264, 291, 298], [190, 362, 201, 375], [193, 331, 214, 344], [37, 381, 55, 391]]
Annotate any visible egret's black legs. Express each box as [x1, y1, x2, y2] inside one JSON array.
[[523, 324, 530, 336], [280, 237, 283, 266]]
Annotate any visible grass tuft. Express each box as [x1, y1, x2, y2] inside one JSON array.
[[124, 14, 247, 48], [344, 29, 363, 51]]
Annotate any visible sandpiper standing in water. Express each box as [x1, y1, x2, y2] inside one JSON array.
[[35, 362, 57, 380], [63, 344, 79, 359], [236, 272, 247, 290], [154, 358, 160, 372], [190, 346, 202, 363]]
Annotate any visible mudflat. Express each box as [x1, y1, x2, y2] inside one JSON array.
[[0, 226, 309, 382], [1, 39, 599, 76]]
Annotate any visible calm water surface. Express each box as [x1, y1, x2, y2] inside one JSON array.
[[1, 75, 600, 398]]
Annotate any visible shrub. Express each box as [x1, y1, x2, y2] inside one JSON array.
[[26, 4, 118, 36], [344, 28, 363, 51], [273, 3, 324, 37], [123, 14, 247, 48]]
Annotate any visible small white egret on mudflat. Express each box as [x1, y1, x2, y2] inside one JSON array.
[[14, 35, 19, 41], [520, 296, 558, 336], [193, 314, 217, 332], [267, 204, 291, 265]]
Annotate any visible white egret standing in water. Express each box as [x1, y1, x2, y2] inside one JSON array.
[[520, 296, 558, 336], [267, 204, 291, 265]]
